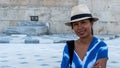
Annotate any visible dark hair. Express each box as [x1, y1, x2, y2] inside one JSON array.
[[91, 27, 93, 35], [89, 18, 94, 35], [71, 22, 73, 29]]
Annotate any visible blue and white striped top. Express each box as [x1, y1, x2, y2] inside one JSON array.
[[61, 37, 108, 68]]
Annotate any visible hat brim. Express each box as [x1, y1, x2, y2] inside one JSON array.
[[65, 17, 98, 26]]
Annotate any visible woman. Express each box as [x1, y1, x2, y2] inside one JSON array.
[[61, 4, 108, 68]]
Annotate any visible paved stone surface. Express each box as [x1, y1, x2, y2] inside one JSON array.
[[0, 34, 120, 68], [0, 44, 65, 68], [0, 34, 119, 44]]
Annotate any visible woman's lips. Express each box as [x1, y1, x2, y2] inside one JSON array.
[[78, 30, 86, 35]]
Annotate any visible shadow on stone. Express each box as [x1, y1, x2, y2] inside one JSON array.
[[25, 39, 39, 44]]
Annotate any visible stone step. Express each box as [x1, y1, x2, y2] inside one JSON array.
[[3, 22, 49, 36], [0, 34, 119, 44]]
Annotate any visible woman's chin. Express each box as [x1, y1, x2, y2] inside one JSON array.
[[77, 34, 86, 38]]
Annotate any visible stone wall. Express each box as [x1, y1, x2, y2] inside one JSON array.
[[79, 0, 120, 34], [0, 0, 120, 35], [0, 0, 78, 35]]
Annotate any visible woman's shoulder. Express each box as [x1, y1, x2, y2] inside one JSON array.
[[93, 36, 107, 49], [94, 36, 107, 45]]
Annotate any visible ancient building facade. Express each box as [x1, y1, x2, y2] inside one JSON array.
[[79, 0, 120, 34], [0, 0, 119, 35]]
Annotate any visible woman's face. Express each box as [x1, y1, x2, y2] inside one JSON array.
[[72, 19, 93, 38]]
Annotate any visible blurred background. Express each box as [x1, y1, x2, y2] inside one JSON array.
[[0, 0, 119, 35]]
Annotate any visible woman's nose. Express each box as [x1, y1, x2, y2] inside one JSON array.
[[77, 23, 83, 28]]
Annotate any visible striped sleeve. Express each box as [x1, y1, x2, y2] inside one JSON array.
[[97, 41, 108, 60], [61, 44, 70, 68]]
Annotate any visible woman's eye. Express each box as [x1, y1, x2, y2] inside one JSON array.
[[73, 23, 78, 26], [81, 22, 86, 24]]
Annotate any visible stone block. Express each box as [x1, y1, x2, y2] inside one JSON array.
[[0, 21, 10, 33], [0, 35, 10, 43], [39, 39, 53, 44], [92, 0, 109, 11], [0, 7, 51, 21], [0, 0, 10, 6], [0, 9, 25, 20], [4, 26, 48, 35], [25, 39, 39, 44], [42, 0, 78, 7], [10, 38, 25, 43], [34, 7, 50, 21], [0, 0, 78, 7], [49, 21, 73, 34], [98, 11, 116, 21], [0, 39, 9, 43], [3, 21, 49, 35], [50, 7, 71, 21]]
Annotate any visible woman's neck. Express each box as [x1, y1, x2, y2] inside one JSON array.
[[78, 35, 93, 45]]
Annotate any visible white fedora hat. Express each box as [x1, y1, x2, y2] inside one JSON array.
[[65, 4, 99, 26]]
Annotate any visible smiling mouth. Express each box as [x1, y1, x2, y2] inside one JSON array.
[[78, 30, 86, 35]]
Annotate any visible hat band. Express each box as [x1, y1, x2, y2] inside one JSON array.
[[71, 14, 92, 21]]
